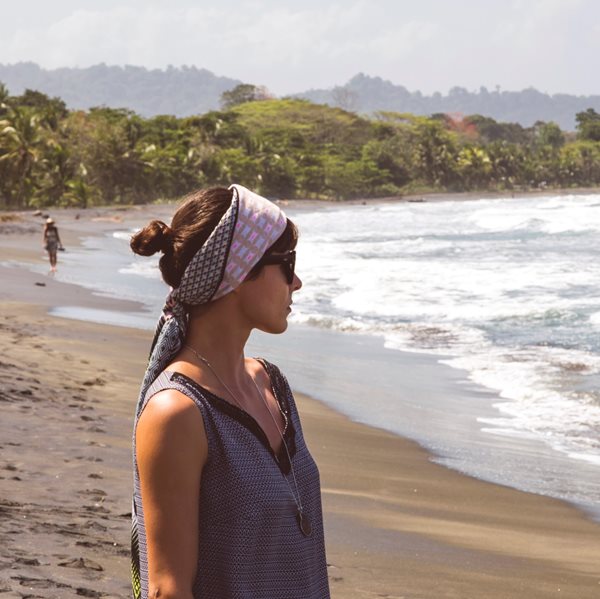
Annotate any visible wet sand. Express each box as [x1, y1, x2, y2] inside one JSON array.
[[1, 207, 600, 598]]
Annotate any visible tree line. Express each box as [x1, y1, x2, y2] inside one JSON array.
[[1, 82, 600, 209]]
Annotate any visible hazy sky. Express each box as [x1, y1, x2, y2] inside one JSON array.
[[1, 0, 598, 96]]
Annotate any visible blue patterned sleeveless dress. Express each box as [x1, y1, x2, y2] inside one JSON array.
[[132, 359, 330, 599]]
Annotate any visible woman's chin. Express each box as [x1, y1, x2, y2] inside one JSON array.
[[257, 318, 289, 335]]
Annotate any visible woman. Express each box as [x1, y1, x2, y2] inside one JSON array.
[[130, 184, 330, 599], [42, 217, 63, 273]]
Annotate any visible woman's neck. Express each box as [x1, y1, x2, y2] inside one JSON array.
[[184, 300, 252, 386]]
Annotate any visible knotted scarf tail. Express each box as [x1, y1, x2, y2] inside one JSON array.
[[136, 305, 187, 418], [149, 313, 167, 360]]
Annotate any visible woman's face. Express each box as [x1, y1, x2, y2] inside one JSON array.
[[237, 259, 302, 334]]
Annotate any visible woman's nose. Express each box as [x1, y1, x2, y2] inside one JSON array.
[[292, 273, 302, 291]]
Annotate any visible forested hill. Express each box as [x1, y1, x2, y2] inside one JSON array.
[[297, 74, 600, 132], [2, 81, 600, 209], [0, 62, 241, 117], [1, 64, 600, 131]]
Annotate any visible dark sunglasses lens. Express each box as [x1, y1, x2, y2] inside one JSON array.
[[284, 252, 295, 284]]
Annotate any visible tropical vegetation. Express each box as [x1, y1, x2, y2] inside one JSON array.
[[1, 83, 600, 209]]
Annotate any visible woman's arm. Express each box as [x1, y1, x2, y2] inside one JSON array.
[[136, 389, 208, 599]]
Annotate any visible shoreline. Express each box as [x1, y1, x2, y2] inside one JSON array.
[[2, 185, 600, 220], [336, 184, 600, 206]]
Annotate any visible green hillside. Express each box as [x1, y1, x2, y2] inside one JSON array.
[[1, 84, 600, 209]]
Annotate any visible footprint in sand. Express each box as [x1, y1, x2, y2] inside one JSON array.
[[76, 587, 103, 598], [14, 575, 52, 588], [82, 377, 106, 387], [58, 557, 104, 572], [75, 540, 98, 549], [15, 557, 41, 566], [87, 426, 106, 433], [78, 488, 107, 499], [83, 520, 108, 532], [12, 575, 71, 591]]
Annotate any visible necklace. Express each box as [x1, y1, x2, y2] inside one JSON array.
[[184, 344, 312, 537]]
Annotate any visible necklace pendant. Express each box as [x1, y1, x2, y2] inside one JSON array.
[[296, 509, 312, 537]]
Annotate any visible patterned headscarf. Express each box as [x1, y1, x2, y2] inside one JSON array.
[[135, 184, 287, 416]]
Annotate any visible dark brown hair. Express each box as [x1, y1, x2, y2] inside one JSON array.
[[130, 187, 298, 288]]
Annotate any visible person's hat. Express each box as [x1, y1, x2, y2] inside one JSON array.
[[46, 217, 54, 224]]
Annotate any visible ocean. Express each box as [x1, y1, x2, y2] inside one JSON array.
[[24, 192, 600, 516]]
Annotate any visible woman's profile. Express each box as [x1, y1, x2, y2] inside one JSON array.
[[42, 217, 63, 273], [129, 184, 330, 599]]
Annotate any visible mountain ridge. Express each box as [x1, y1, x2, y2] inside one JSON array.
[[1, 63, 599, 130]]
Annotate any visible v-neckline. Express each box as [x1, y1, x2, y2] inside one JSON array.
[[166, 360, 296, 474]]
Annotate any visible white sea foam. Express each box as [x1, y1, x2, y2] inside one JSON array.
[[445, 345, 600, 464], [112, 229, 137, 241], [119, 259, 160, 279], [468, 194, 600, 235], [289, 193, 600, 468], [567, 452, 600, 466]]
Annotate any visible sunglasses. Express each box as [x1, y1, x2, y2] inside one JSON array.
[[257, 250, 296, 284]]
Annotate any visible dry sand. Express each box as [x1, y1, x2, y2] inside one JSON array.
[[1, 206, 600, 598]]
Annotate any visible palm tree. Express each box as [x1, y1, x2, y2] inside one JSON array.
[[0, 105, 43, 208], [0, 83, 9, 114]]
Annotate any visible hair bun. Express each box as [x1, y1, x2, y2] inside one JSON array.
[[130, 220, 174, 256]]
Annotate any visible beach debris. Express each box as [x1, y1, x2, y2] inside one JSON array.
[[34, 282, 46, 287], [91, 215, 123, 223], [0, 213, 22, 223]]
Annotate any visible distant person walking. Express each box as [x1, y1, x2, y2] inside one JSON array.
[[42, 217, 63, 273]]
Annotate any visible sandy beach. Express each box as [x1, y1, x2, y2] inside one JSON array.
[[2, 207, 600, 598]]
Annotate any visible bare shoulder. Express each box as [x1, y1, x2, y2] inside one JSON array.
[[136, 388, 208, 463], [139, 388, 203, 427]]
